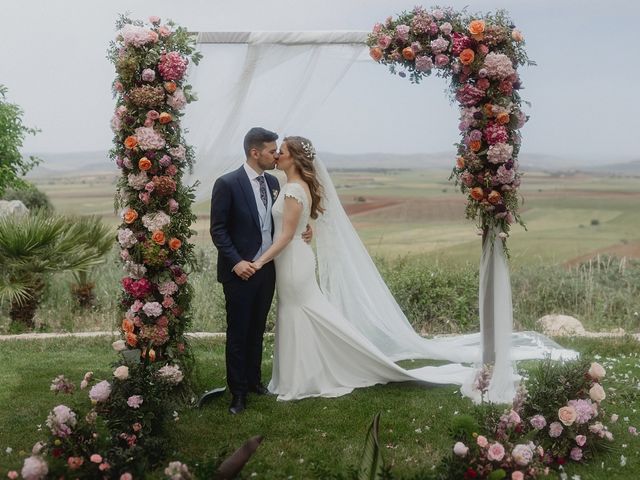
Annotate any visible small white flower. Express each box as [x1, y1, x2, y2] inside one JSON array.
[[620, 454, 627, 466], [5, 447, 12, 454]]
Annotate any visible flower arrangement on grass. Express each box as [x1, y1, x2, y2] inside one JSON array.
[[367, 6, 533, 239], [16, 14, 202, 477], [441, 359, 616, 479]]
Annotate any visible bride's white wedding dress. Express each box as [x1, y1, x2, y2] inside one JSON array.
[[268, 182, 474, 401]]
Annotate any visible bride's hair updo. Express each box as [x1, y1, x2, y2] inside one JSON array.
[[283, 136, 325, 219]]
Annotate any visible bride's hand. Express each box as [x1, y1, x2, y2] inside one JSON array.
[[251, 260, 264, 271]]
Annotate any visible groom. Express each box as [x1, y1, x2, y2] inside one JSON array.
[[210, 127, 308, 414]]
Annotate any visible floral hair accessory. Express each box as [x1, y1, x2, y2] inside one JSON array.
[[301, 141, 316, 161]]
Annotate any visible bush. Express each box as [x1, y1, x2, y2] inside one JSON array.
[[2, 183, 53, 213]]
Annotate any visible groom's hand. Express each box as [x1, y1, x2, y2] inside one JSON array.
[[301, 224, 313, 244], [233, 261, 256, 280]]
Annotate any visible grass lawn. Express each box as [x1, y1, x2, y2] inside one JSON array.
[[1, 336, 639, 478]]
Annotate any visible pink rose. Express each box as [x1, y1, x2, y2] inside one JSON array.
[[570, 447, 583, 461], [511, 472, 524, 480], [476, 435, 488, 447], [549, 421, 563, 438], [127, 395, 144, 409], [7, 472, 19, 480], [435, 54, 450, 67], [378, 35, 391, 49], [487, 442, 505, 461], [629, 426, 638, 436], [158, 25, 172, 37], [120, 474, 133, 480], [478, 44, 489, 55], [90, 454, 102, 463], [576, 435, 587, 446], [149, 16, 161, 24]]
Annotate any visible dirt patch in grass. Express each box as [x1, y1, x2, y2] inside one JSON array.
[[565, 240, 640, 266]]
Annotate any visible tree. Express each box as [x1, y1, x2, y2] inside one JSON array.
[[0, 85, 41, 197]]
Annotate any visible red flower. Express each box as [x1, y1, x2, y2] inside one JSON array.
[[464, 467, 478, 479]]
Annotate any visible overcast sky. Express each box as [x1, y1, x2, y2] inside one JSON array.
[[2, 0, 638, 163]]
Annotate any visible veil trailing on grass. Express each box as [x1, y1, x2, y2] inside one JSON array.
[[314, 157, 578, 403]]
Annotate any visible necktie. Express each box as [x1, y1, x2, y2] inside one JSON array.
[[256, 175, 268, 208]]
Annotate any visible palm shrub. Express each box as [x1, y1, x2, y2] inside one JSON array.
[[69, 216, 114, 308], [0, 212, 113, 329]]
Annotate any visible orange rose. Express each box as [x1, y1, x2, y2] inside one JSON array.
[[459, 48, 475, 65], [468, 20, 485, 38], [124, 136, 138, 150], [497, 112, 510, 125], [470, 187, 485, 201], [122, 318, 134, 333], [148, 349, 156, 362], [402, 47, 415, 61], [369, 47, 383, 62], [138, 157, 152, 171], [123, 209, 138, 224], [126, 332, 137, 347], [488, 190, 502, 204], [456, 157, 465, 169], [484, 103, 494, 117], [164, 81, 177, 93], [152, 230, 166, 245], [159, 112, 172, 124], [168, 237, 182, 250], [511, 29, 524, 42], [469, 140, 482, 152]]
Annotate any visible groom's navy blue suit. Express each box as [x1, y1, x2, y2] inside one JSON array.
[[210, 165, 279, 396]]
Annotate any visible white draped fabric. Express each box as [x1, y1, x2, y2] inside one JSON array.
[[186, 32, 578, 404]]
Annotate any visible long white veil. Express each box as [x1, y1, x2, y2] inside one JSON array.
[[313, 157, 577, 401]]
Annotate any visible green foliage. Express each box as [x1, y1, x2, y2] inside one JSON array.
[[1, 182, 53, 213], [358, 413, 386, 480], [0, 85, 41, 196]]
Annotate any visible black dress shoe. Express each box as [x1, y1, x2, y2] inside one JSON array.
[[229, 395, 246, 415], [248, 383, 269, 395]]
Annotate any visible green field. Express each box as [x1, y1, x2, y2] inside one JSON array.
[[32, 168, 640, 268]]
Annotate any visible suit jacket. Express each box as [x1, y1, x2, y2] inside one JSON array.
[[210, 165, 279, 283]]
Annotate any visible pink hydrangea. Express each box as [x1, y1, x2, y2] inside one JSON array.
[[128, 171, 149, 190], [158, 52, 188, 81], [158, 281, 178, 296], [451, 32, 471, 55], [118, 228, 138, 248], [415, 56, 434, 72], [487, 143, 513, 164], [456, 84, 485, 107], [440, 22, 453, 36], [21, 456, 48, 480], [143, 301, 163, 317], [429, 37, 449, 54], [119, 24, 154, 47], [483, 52, 516, 80], [46, 405, 77, 437], [484, 122, 509, 145], [134, 126, 166, 151], [168, 144, 187, 161], [160, 155, 172, 167], [568, 399, 597, 424], [495, 165, 516, 185]]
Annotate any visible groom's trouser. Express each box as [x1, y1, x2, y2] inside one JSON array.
[[222, 261, 276, 396]]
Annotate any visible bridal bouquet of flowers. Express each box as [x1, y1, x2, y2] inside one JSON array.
[[367, 6, 532, 239]]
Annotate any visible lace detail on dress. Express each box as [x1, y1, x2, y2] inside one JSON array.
[[283, 182, 306, 206]]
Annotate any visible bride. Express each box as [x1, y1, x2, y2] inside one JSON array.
[[250, 136, 576, 402]]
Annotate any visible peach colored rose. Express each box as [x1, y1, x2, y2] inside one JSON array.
[[159, 112, 172, 124], [169, 237, 182, 250], [148, 349, 156, 362], [558, 406, 578, 426], [484, 104, 494, 117], [369, 47, 383, 62], [488, 190, 502, 204], [158, 25, 171, 37], [589, 383, 606, 402], [123, 209, 138, 224], [402, 47, 416, 61], [124, 136, 138, 149], [468, 20, 486, 36], [470, 187, 484, 201], [476, 435, 488, 448], [122, 318, 134, 333], [126, 332, 138, 347], [138, 157, 152, 171], [459, 48, 475, 65], [67, 456, 84, 469], [512, 472, 524, 480], [588, 362, 606, 381], [456, 157, 465, 169], [497, 112, 510, 125], [152, 230, 166, 245], [512, 29, 524, 42], [164, 81, 177, 93], [148, 31, 159, 43], [469, 140, 482, 152]]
